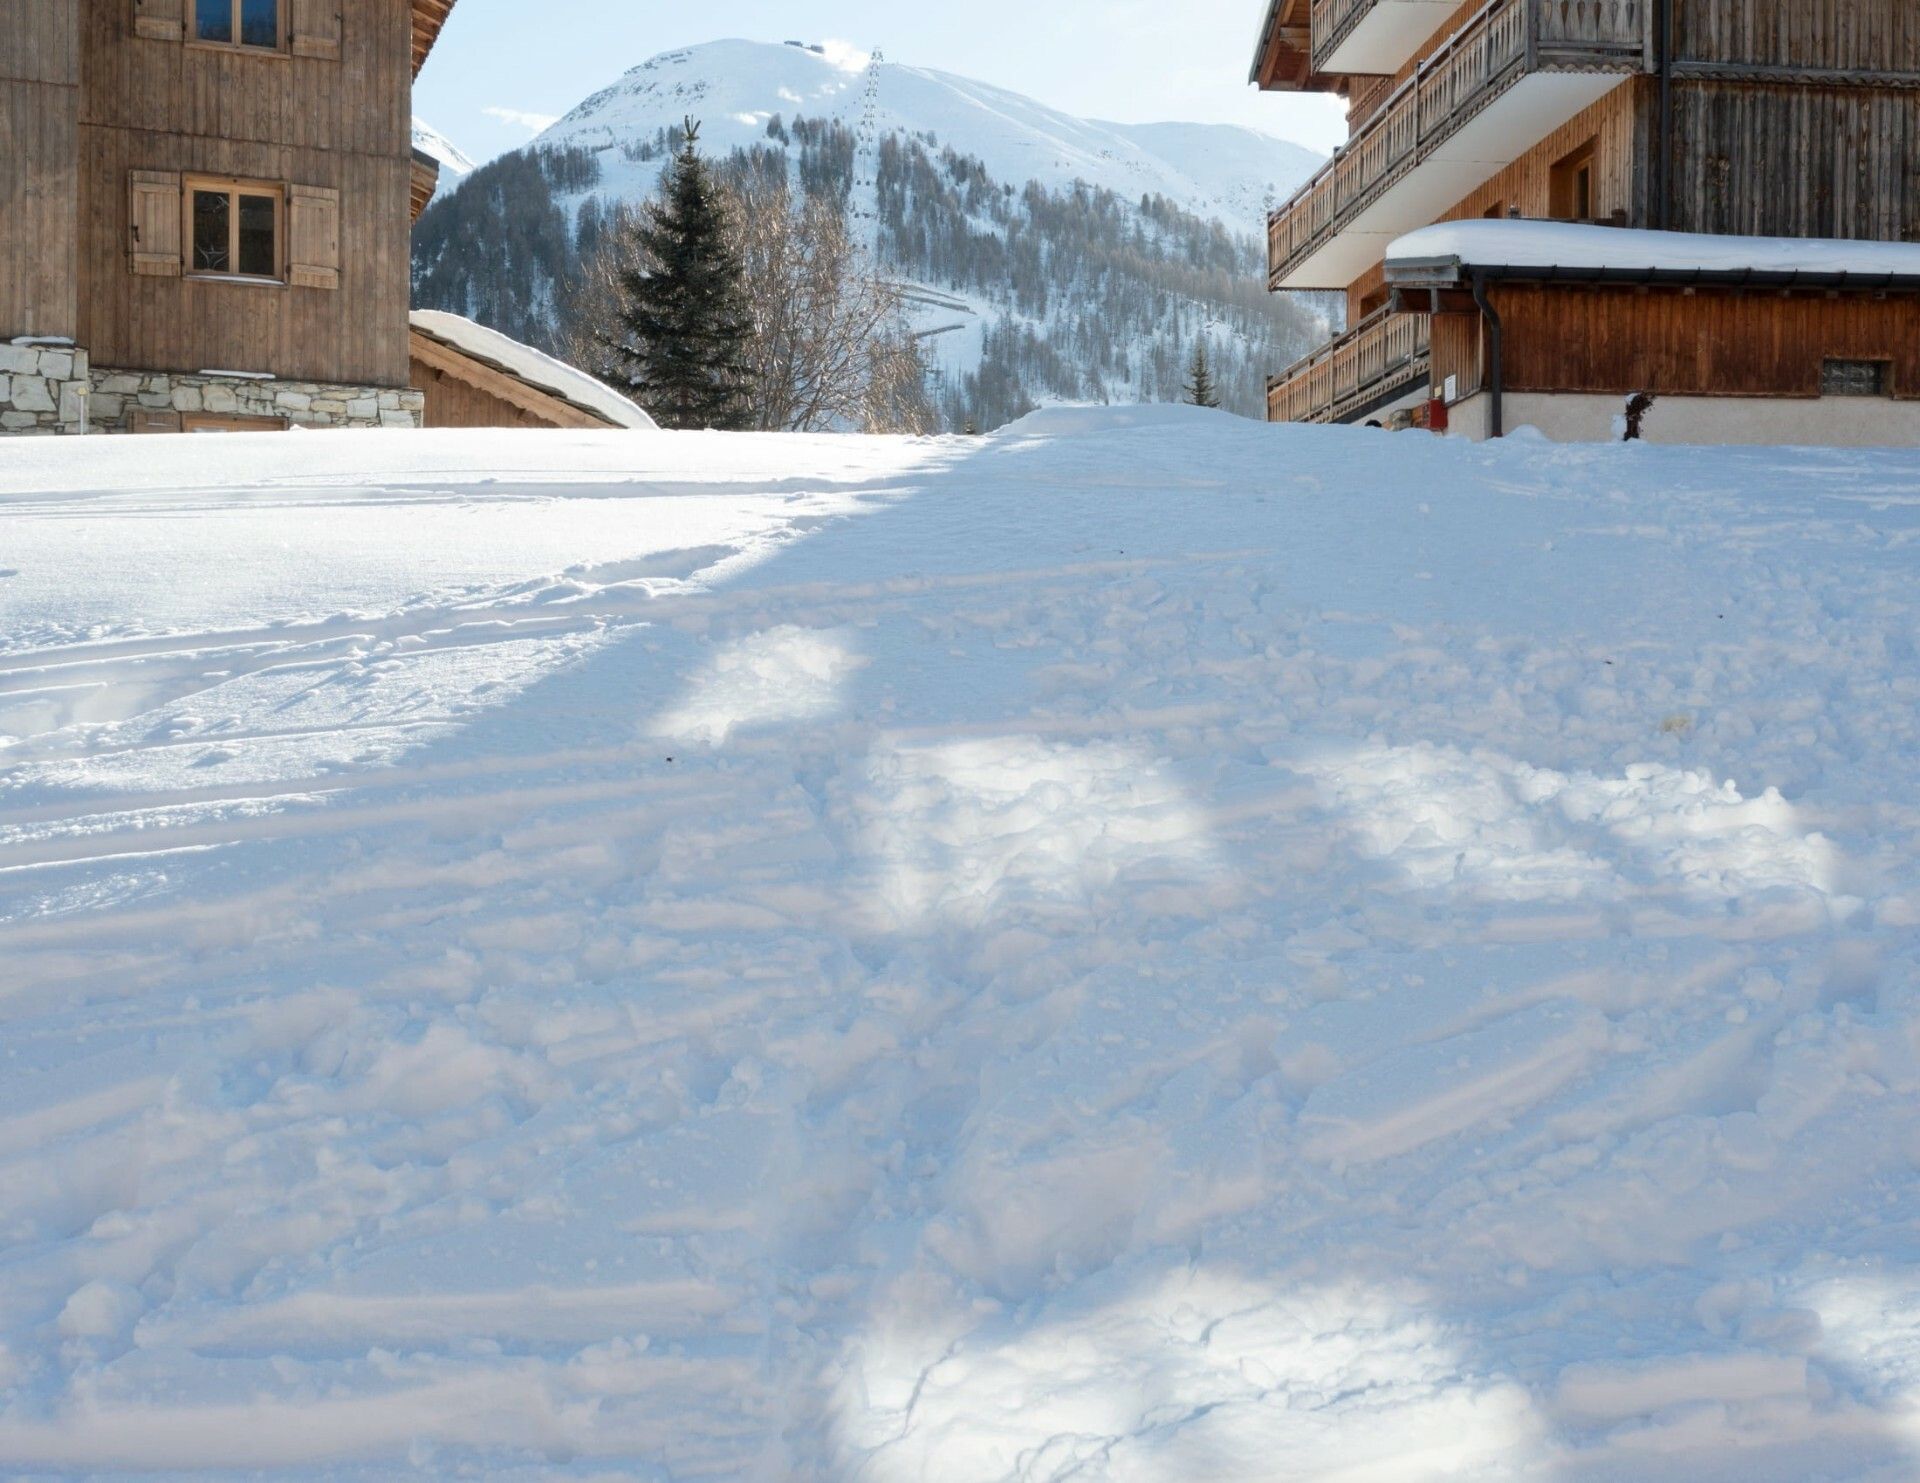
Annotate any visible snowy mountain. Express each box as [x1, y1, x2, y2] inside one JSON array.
[[413, 40, 1326, 429], [539, 39, 1321, 226], [410, 117, 475, 199]]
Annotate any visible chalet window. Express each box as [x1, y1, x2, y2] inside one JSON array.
[[1821, 358, 1891, 397], [187, 179, 283, 280], [194, 0, 280, 49], [1550, 143, 1597, 222]]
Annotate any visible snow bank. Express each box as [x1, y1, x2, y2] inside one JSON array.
[[1387, 218, 1920, 280], [409, 309, 658, 430], [3, 414, 1920, 1479]]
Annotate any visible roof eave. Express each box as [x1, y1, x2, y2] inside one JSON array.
[[411, 0, 456, 78], [1385, 259, 1920, 294]]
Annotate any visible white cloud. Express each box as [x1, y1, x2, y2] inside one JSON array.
[[818, 39, 871, 74], [481, 106, 559, 136]]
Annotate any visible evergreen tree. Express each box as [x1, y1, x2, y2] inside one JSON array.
[[613, 119, 753, 429], [1184, 336, 1221, 410]]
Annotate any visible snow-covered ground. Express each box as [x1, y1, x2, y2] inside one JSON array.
[[3, 412, 1920, 1480]]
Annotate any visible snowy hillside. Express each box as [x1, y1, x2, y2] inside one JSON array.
[[412, 39, 1326, 428], [410, 117, 475, 197], [540, 39, 1321, 226], [5, 417, 1920, 1479]]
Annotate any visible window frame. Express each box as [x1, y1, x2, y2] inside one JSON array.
[[184, 176, 286, 284], [1549, 141, 1599, 223], [1821, 357, 1893, 398], [187, 0, 286, 55]]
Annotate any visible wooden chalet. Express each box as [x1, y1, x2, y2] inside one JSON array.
[[1251, 0, 1920, 444], [3, 0, 639, 436]]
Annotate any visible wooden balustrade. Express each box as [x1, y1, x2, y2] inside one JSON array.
[[1265, 308, 1433, 424], [1268, 0, 1649, 287]]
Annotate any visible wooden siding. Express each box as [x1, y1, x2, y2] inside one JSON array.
[[1662, 82, 1920, 243], [74, 0, 414, 385], [1443, 83, 1638, 224], [2, 0, 81, 339], [1492, 284, 1920, 399], [1674, 0, 1920, 75], [1429, 309, 1484, 401], [409, 347, 612, 431]]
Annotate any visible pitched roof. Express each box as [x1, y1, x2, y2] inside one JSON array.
[[409, 311, 659, 430], [411, 0, 456, 77]]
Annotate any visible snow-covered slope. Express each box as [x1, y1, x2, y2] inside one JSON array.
[[4, 415, 1920, 1479], [411, 116, 475, 195], [539, 38, 1320, 229]]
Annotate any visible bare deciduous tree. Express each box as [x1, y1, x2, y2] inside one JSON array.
[[563, 179, 935, 435]]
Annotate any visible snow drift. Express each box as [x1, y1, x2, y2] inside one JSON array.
[[2, 413, 1919, 1480]]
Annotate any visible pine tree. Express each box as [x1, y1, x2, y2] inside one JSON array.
[[613, 119, 753, 429], [1184, 335, 1221, 410]]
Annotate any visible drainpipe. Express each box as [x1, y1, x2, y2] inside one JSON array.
[[1654, 0, 1674, 229], [1471, 271, 1503, 440]]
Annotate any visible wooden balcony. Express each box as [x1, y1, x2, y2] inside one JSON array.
[[1269, 0, 1650, 289], [1266, 308, 1432, 425], [1312, 0, 1466, 76]]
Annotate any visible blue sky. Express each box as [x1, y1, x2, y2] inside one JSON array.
[[413, 0, 1348, 166]]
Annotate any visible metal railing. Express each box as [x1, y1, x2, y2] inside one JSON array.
[[1271, 0, 1649, 285], [1266, 307, 1433, 424]]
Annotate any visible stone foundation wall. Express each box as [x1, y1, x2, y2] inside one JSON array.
[[0, 343, 90, 435], [1, 341, 423, 434]]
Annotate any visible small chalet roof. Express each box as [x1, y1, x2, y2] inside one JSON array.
[[1385, 220, 1920, 290], [411, 0, 457, 76], [409, 311, 658, 430]]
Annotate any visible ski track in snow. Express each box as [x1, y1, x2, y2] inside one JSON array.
[[1, 412, 1920, 1480]]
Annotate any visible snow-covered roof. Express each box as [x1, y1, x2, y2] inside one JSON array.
[[409, 311, 657, 431], [1385, 220, 1920, 287]]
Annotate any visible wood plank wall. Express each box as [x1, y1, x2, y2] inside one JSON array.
[[1494, 284, 1920, 398], [411, 357, 576, 430], [76, 0, 414, 385], [2, 0, 81, 338], [1664, 83, 1920, 242], [1675, 0, 1920, 73]]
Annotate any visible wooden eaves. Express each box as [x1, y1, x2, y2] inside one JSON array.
[[411, 0, 457, 77], [1250, 0, 1338, 92]]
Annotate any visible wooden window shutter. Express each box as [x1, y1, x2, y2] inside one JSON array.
[[129, 171, 183, 276], [287, 185, 342, 289], [289, 0, 343, 59], [132, 0, 185, 41]]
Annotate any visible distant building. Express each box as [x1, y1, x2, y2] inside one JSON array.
[[1250, 0, 1920, 444]]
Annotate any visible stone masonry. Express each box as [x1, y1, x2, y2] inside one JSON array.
[[1, 340, 424, 434]]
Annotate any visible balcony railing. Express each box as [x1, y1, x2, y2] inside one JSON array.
[[1267, 307, 1432, 424], [1310, 0, 1379, 73], [1270, 0, 1649, 286]]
